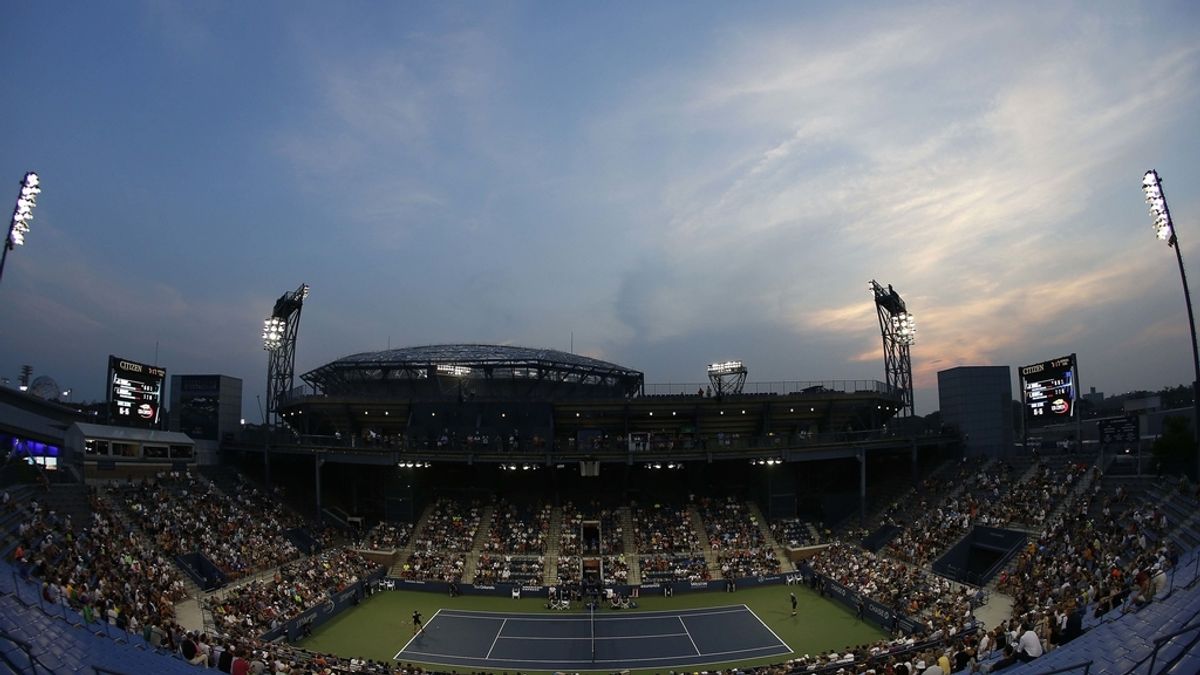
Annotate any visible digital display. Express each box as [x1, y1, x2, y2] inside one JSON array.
[[1020, 354, 1076, 423], [108, 355, 166, 427]]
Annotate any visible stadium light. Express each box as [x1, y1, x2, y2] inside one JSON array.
[[0, 172, 41, 284], [707, 359, 748, 395], [1142, 170, 1200, 481], [891, 312, 916, 346], [707, 360, 744, 375], [262, 317, 286, 351]]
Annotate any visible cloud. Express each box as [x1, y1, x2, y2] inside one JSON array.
[[592, 4, 1199, 391]]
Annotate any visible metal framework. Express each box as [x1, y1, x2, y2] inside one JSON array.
[[301, 344, 644, 400], [265, 283, 309, 426], [707, 360, 748, 395], [870, 280, 915, 417]]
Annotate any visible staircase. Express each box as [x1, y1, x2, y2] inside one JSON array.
[[621, 507, 640, 585], [0, 485, 40, 558], [461, 504, 495, 583], [389, 502, 437, 577], [746, 500, 792, 571], [1041, 455, 1106, 526], [91, 489, 207, 599], [688, 504, 721, 580], [542, 506, 562, 585]]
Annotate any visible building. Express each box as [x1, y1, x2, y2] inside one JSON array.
[[937, 366, 1013, 457], [168, 374, 242, 464]]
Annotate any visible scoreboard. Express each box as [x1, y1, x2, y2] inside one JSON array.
[[1020, 354, 1076, 423], [108, 356, 166, 427]]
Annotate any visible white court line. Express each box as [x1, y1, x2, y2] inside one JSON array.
[[740, 603, 793, 653], [493, 632, 690, 641], [398, 643, 790, 666], [485, 618, 507, 659], [678, 616, 700, 655], [436, 605, 750, 620], [393, 608, 444, 660]]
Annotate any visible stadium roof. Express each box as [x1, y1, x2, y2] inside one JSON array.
[[300, 344, 644, 398], [328, 344, 637, 372]]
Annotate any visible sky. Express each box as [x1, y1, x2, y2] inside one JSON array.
[[1, 1, 1199, 421]]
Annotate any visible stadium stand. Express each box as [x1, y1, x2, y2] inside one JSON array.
[[13, 429, 1200, 675], [353, 521, 413, 551], [109, 472, 305, 581]]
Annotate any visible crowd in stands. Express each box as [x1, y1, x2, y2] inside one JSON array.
[[559, 500, 624, 555], [698, 496, 783, 579], [699, 496, 765, 550], [480, 500, 550, 554], [9, 446, 1199, 675], [632, 502, 701, 554], [472, 500, 551, 584], [398, 549, 466, 583], [112, 472, 304, 580], [808, 542, 973, 636], [771, 518, 816, 548], [9, 491, 187, 637], [410, 498, 483, 551], [206, 548, 382, 642], [640, 552, 709, 582], [979, 460, 1088, 529], [886, 462, 1013, 566], [718, 548, 781, 579], [354, 522, 412, 551], [998, 476, 1177, 639], [475, 552, 543, 584]]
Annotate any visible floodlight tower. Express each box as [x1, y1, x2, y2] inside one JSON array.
[[707, 360, 748, 396], [1142, 170, 1200, 480], [870, 280, 916, 417], [263, 283, 310, 427], [0, 172, 41, 284]]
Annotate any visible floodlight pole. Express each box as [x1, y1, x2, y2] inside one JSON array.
[[1144, 171, 1200, 481], [1170, 235, 1200, 482], [264, 356, 275, 489]]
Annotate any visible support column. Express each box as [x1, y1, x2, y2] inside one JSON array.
[[314, 454, 323, 523], [911, 440, 919, 485], [858, 447, 867, 525]]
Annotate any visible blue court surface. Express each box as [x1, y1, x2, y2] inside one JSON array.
[[394, 605, 792, 671]]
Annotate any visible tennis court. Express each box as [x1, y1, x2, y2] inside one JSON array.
[[393, 604, 792, 671]]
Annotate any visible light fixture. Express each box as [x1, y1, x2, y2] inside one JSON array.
[[1143, 170, 1174, 242], [1, 170, 41, 281], [6, 172, 40, 249], [707, 360, 745, 375], [891, 312, 916, 346], [262, 317, 286, 351]]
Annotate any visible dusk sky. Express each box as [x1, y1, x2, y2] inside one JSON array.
[[1, 1, 1199, 421]]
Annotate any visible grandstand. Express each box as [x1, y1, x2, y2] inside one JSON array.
[[3, 444, 1200, 673], [4, 345, 1200, 674]]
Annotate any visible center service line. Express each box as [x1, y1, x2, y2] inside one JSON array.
[[678, 616, 701, 656], [485, 618, 508, 659]]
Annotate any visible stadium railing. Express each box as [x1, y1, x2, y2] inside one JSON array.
[[1142, 616, 1200, 675], [1029, 663, 1093, 675]]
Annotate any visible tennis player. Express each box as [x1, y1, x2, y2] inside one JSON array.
[[790, 592, 798, 617], [412, 609, 426, 635]]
